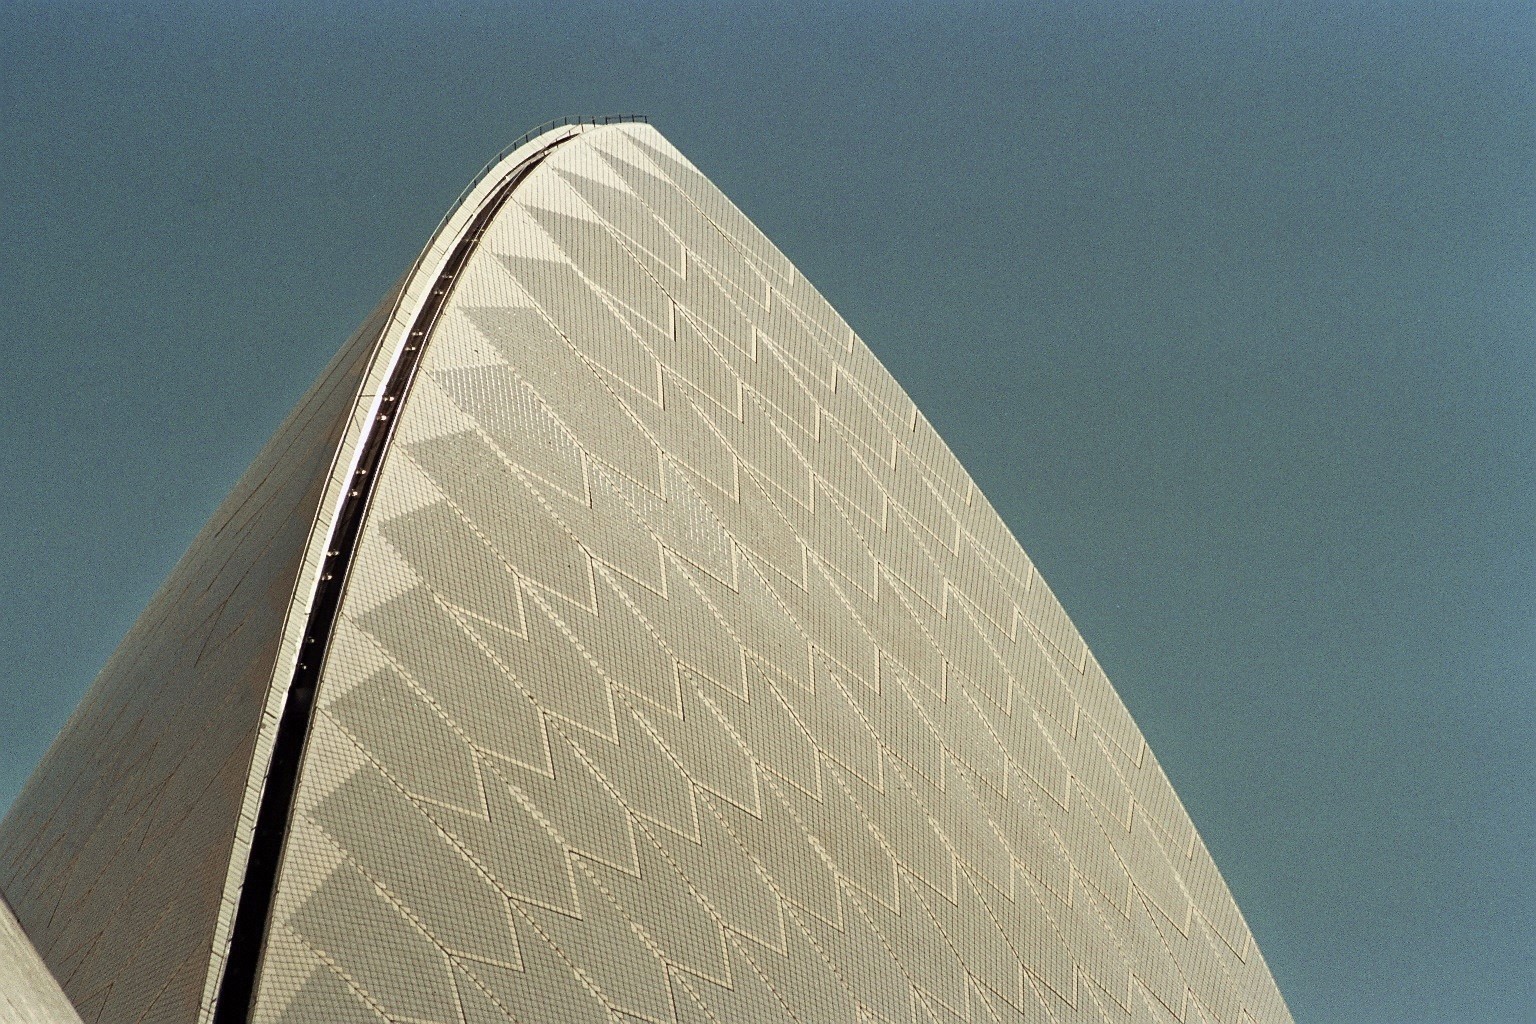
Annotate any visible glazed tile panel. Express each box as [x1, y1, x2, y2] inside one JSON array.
[[255, 124, 1291, 1024], [0, 283, 400, 1024]]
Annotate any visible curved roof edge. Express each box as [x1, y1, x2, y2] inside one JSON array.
[[200, 119, 634, 1023]]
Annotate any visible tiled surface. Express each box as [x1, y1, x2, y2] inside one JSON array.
[[254, 125, 1291, 1024], [0, 282, 401, 1024], [1, 894, 84, 1024]]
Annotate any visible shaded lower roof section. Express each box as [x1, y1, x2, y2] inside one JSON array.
[[1, 894, 84, 1024], [0, 275, 405, 1024]]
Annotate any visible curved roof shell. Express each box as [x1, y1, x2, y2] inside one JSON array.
[[0, 122, 1290, 1024]]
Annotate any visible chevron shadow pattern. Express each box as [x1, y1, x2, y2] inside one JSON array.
[[249, 124, 1288, 1024]]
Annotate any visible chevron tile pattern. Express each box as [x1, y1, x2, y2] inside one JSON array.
[[248, 124, 1291, 1024]]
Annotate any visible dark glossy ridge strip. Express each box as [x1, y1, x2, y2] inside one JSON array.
[[212, 136, 569, 1024]]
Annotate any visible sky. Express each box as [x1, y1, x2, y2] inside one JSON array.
[[0, 1, 1531, 1021]]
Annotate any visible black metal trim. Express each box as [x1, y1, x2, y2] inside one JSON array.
[[212, 136, 568, 1024]]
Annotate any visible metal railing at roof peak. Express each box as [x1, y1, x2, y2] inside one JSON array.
[[427, 114, 650, 250]]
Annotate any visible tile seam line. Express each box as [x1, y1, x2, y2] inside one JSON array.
[[209, 131, 576, 1024]]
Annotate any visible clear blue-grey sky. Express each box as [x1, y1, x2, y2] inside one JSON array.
[[1, 2, 1531, 1021]]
